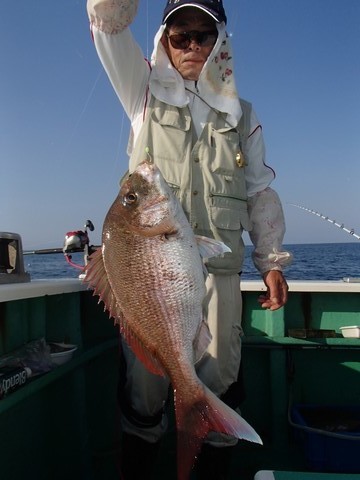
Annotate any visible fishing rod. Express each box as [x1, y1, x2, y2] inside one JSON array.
[[24, 248, 64, 255], [289, 204, 360, 240], [24, 220, 100, 271]]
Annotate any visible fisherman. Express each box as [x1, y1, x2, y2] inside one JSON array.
[[86, 0, 291, 478]]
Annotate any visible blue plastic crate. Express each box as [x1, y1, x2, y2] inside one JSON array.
[[290, 404, 360, 473]]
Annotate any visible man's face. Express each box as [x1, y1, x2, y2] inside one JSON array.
[[163, 8, 217, 81]]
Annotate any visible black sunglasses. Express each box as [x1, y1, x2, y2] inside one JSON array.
[[167, 30, 218, 50]]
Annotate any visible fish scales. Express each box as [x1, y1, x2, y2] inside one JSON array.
[[84, 159, 262, 480], [104, 212, 204, 366]]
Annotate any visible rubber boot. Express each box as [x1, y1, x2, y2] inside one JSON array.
[[194, 444, 234, 480], [119, 432, 161, 480]]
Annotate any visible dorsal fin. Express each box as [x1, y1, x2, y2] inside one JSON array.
[[83, 249, 165, 377]]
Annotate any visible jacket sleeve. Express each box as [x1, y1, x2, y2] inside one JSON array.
[[247, 187, 292, 274], [244, 106, 292, 274], [87, 0, 150, 123], [87, 0, 139, 34]]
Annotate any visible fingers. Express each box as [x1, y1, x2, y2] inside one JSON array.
[[258, 270, 289, 311], [258, 295, 282, 311]]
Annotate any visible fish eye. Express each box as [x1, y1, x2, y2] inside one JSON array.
[[122, 191, 138, 206]]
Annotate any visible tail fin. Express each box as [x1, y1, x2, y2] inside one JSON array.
[[175, 384, 262, 480]]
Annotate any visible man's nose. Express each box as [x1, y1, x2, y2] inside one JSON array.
[[187, 39, 201, 50]]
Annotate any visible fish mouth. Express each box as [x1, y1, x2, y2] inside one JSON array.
[[127, 161, 167, 192], [136, 159, 158, 178]]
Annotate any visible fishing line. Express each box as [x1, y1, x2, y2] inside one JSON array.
[[146, 0, 149, 59], [58, 67, 104, 162], [68, 67, 103, 142], [289, 204, 360, 240], [113, 109, 128, 175], [226, 2, 239, 40]]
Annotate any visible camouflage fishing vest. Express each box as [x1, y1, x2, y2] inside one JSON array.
[[129, 96, 252, 275]]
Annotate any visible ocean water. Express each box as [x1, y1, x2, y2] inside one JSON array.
[[24, 243, 360, 281]]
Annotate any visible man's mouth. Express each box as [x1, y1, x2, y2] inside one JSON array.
[[183, 57, 202, 63]]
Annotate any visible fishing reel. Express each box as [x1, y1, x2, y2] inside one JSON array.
[[63, 230, 90, 254], [63, 220, 97, 272]]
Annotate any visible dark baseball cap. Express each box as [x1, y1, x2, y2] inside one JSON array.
[[162, 0, 227, 25]]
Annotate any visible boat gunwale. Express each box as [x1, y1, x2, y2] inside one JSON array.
[[0, 278, 87, 303], [1, 278, 360, 303]]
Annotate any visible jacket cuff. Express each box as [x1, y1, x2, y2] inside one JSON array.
[[87, 0, 139, 34], [248, 187, 293, 274]]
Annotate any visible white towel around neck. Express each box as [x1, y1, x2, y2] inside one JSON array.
[[149, 22, 242, 128]]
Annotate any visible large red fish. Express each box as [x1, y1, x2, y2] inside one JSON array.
[[84, 159, 261, 479]]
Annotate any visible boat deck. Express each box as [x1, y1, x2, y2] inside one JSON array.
[[0, 279, 359, 479]]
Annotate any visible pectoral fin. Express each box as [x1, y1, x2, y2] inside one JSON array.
[[195, 235, 231, 259], [193, 317, 212, 364]]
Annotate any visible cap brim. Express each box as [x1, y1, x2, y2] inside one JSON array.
[[163, 4, 221, 24]]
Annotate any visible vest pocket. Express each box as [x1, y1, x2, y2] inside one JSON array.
[[209, 129, 241, 174], [205, 195, 250, 273], [152, 106, 191, 132], [209, 195, 251, 232], [207, 128, 247, 199]]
